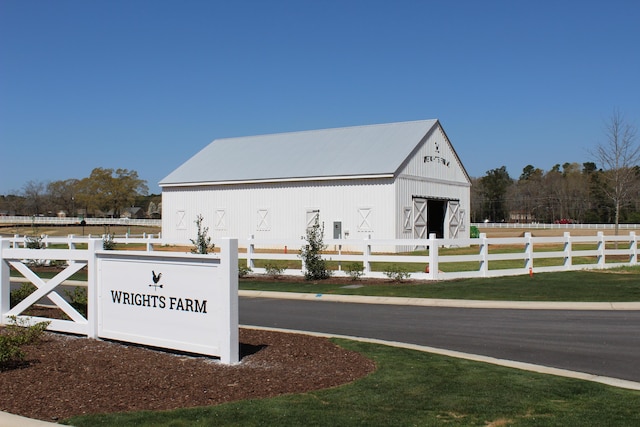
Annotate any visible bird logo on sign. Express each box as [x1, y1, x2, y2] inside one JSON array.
[[150, 270, 163, 290]]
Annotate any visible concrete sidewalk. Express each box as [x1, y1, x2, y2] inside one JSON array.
[[0, 411, 63, 426]]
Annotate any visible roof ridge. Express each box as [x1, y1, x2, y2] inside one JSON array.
[[214, 118, 438, 142]]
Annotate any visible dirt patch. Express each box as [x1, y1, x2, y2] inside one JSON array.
[[0, 328, 376, 422]]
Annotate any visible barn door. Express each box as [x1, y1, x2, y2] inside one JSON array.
[[448, 201, 461, 239], [412, 198, 427, 239]]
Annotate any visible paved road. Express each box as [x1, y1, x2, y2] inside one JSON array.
[[240, 297, 640, 382]]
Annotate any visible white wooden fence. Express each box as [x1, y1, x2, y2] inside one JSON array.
[[0, 238, 101, 336], [3, 231, 639, 281], [0, 216, 161, 227], [1, 238, 239, 362]]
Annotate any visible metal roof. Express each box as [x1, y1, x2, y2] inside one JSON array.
[[160, 119, 439, 186]]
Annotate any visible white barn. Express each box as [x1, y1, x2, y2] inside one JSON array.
[[159, 119, 471, 249]]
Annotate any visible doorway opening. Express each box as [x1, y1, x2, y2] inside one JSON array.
[[427, 199, 446, 238]]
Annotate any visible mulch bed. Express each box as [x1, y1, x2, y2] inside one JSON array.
[[0, 328, 376, 422]]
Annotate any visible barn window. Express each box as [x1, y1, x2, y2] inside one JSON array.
[[357, 208, 372, 232], [403, 207, 412, 231], [176, 210, 186, 230], [215, 209, 226, 230], [257, 209, 270, 231], [306, 209, 320, 230]]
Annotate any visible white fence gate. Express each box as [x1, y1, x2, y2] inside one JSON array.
[[0, 238, 239, 364]]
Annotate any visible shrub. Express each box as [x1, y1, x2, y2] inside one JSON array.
[[24, 235, 46, 266], [10, 283, 36, 307], [64, 286, 88, 318], [300, 218, 332, 280], [25, 235, 44, 249], [0, 316, 50, 369], [345, 262, 365, 281], [470, 225, 480, 238], [264, 263, 286, 278], [102, 233, 116, 250], [190, 214, 215, 254], [383, 265, 411, 282], [238, 265, 253, 278]]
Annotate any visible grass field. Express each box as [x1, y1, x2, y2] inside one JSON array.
[[65, 338, 640, 427], [240, 267, 640, 301]]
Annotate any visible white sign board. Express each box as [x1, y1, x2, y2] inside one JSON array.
[[96, 241, 238, 363]]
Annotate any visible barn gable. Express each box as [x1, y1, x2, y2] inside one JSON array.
[[397, 123, 470, 185]]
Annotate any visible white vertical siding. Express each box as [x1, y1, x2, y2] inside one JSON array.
[[162, 178, 396, 245]]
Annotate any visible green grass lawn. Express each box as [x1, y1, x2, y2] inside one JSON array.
[[64, 338, 640, 426], [240, 267, 640, 302], [12, 266, 640, 302]]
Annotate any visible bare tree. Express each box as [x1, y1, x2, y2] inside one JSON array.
[[22, 180, 47, 216], [592, 109, 640, 234]]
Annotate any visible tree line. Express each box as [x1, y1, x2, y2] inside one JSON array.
[[0, 167, 160, 219], [472, 110, 640, 233]]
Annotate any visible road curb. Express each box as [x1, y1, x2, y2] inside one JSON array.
[[239, 290, 640, 310]]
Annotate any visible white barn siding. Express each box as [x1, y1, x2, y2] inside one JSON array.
[[162, 178, 396, 246]]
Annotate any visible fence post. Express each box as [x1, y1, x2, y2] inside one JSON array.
[[66, 234, 75, 250], [219, 238, 239, 364], [363, 235, 371, 275], [427, 233, 438, 280], [524, 232, 533, 272], [630, 232, 637, 265], [87, 238, 100, 338], [247, 235, 255, 270], [146, 234, 154, 252], [0, 239, 10, 323], [563, 232, 572, 269], [479, 233, 488, 277], [597, 231, 606, 269]]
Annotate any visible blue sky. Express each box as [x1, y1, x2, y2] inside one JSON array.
[[1, 0, 639, 195]]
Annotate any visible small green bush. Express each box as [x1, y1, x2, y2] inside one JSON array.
[[102, 233, 116, 250], [238, 265, 253, 278], [383, 265, 411, 282], [264, 263, 286, 278], [64, 286, 88, 318], [25, 235, 44, 249], [345, 262, 365, 281], [10, 283, 36, 307], [0, 316, 50, 369], [470, 225, 480, 238]]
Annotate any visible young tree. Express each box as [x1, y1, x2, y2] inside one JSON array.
[[300, 218, 331, 280], [21, 180, 46, 215], [592, 109, 640, 234], [190, 214, 215, 254]]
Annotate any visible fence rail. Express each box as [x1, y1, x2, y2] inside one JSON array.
[[0, 216, 161, 227], [3, 231, 639, 281], [472, 222, 640, 230]]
